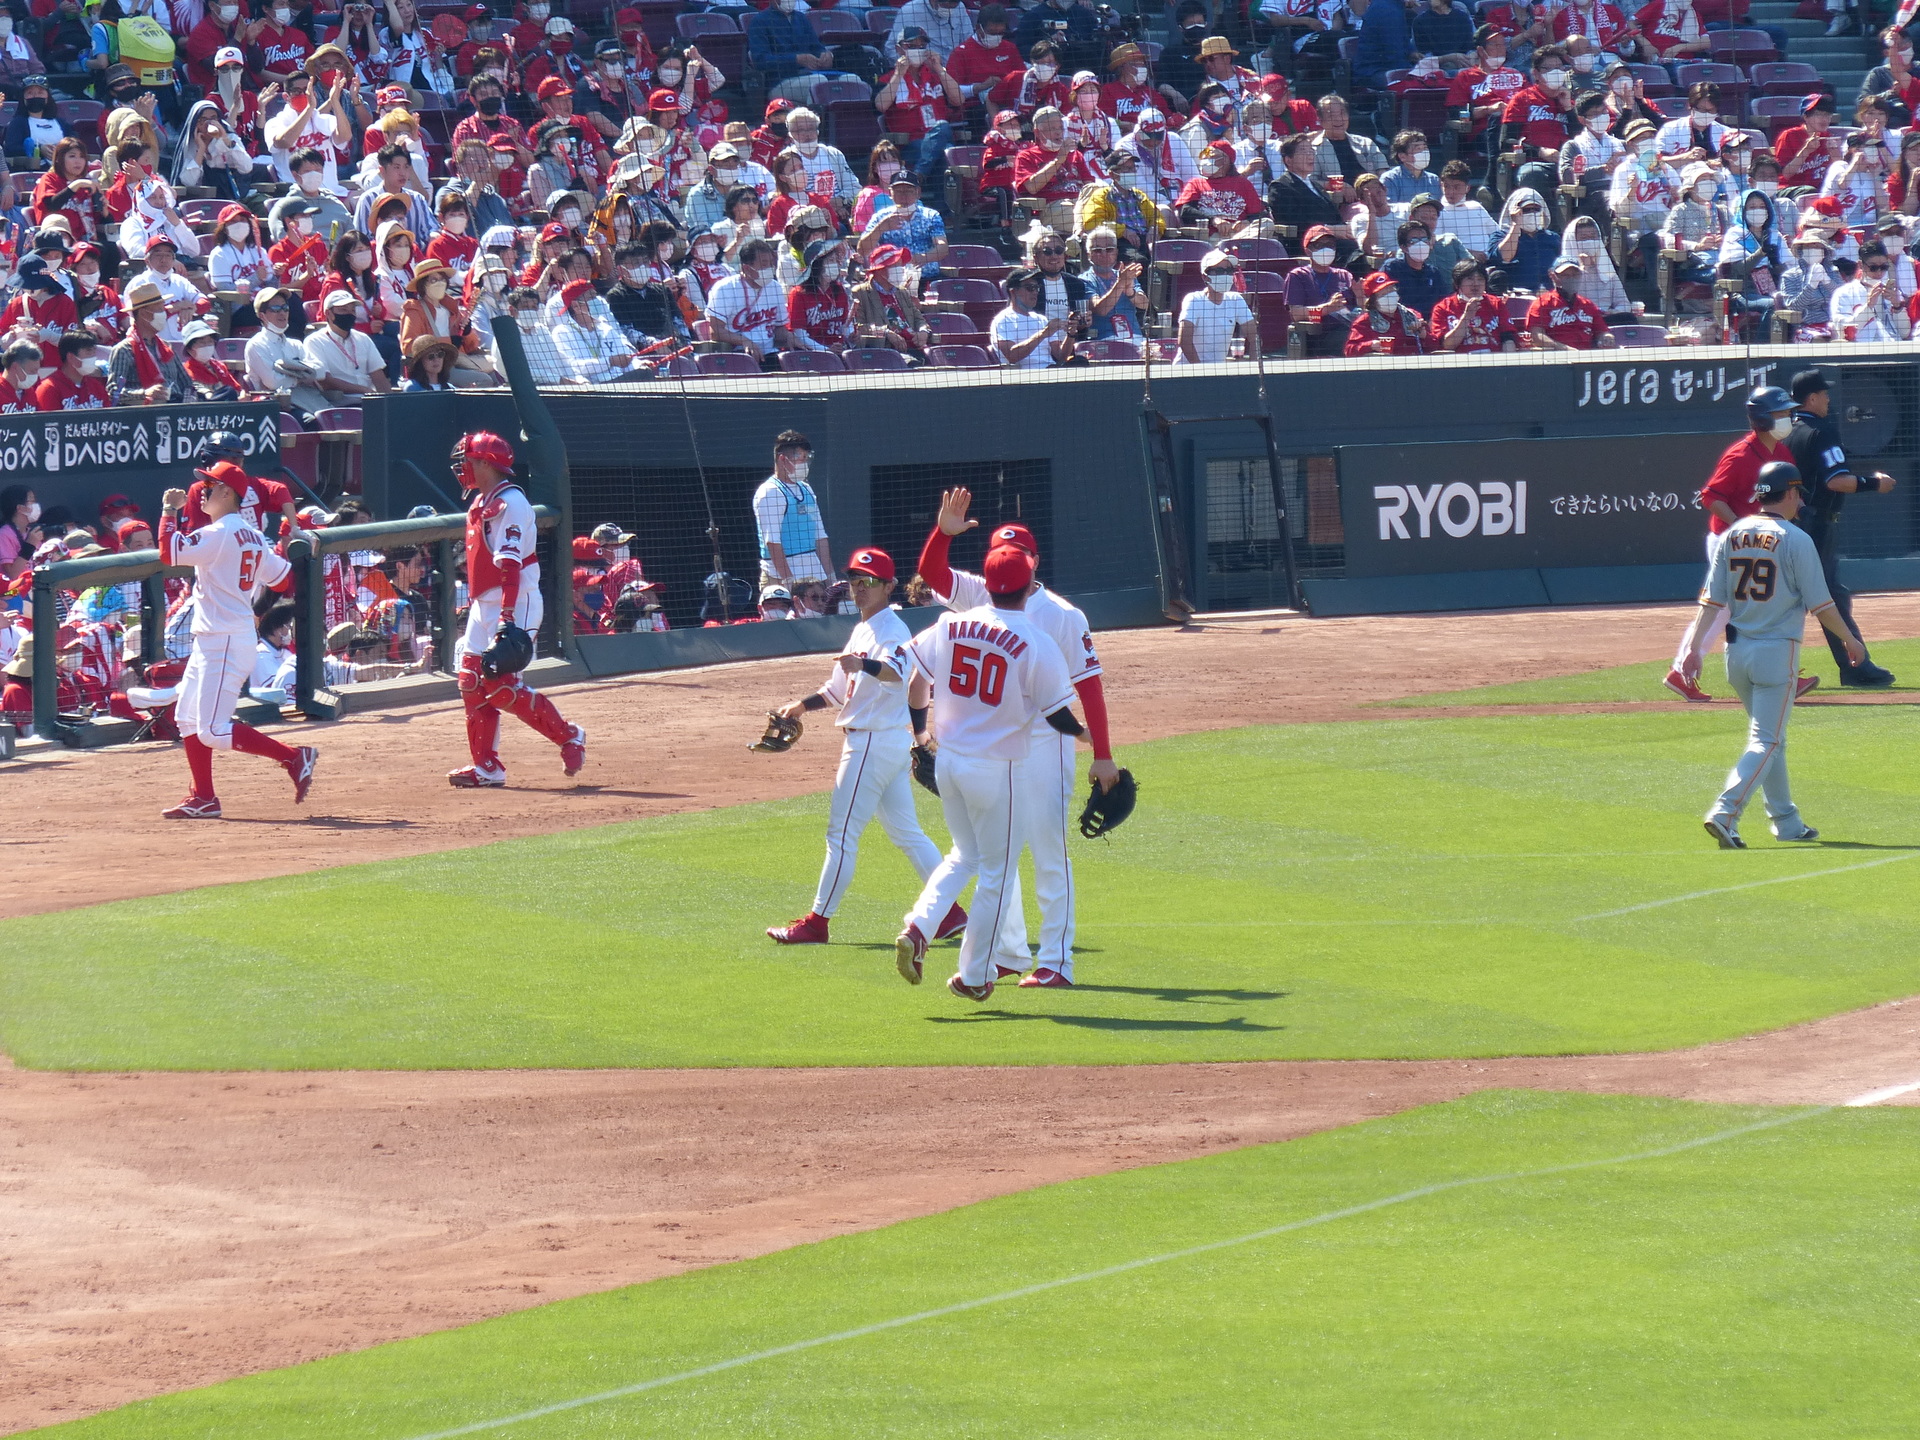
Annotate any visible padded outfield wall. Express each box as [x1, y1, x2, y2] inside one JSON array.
[[362, 344, 1920, 650]]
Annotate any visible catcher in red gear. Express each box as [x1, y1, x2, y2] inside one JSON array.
[[449, 429, 588, 787]]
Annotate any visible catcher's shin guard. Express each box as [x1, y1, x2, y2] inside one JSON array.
[[459, 655, 504, 770], [506, 679, 575, 747]]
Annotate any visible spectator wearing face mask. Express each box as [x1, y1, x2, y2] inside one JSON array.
[[705, 237, 790, 362], [1012, 40, 1072, 117], [946, 5, 1023, 111], [1175, 140, 1265, 236], [3, 263, 75, 370], [1282, 224, 1356, 354], [251, 0, 314, 83], [601, 241, 671, 344], [1662, 159, 1728, 287], [1116, 108, 1196, 209], [1776, 229, 1835, 336], [1502, 49, 1574, 199], [1489, 187, 1559, 293], [786, 238, 854, 355], [177, 321, 245, 401], [885, 0, 971, 61], [265, 70, 351, 190], [1557, 212, 1628, 316], [304, 287, 393, 399], [1015, 106, 1102, 234], [492, 284, 576, 383], [1655, 81, 1730, 165], [878, 27, 965, 213], [1715, 187, 1787, 336], [1177, 249, 1254, 362], [1429, 259, 1520, 352], [1608, 120, 1680, 281], [268, 151, 353, 244], [1101, 42, 1164, 127], [1072, 150, 1163, 258], [107, 279, 183, 404], [244, 286, 330, 416], [1831, 238, 1910, 340], [852, 242, 933, 356], [1346, 270, 1427, 356], [689, 142, 770, 232], [1821, 129, 1888, 230], [1558, 93, 1625, 226], [553, 277, 646, 381], [33, 331, 110, 409], [1527, 255, 1615, 348], [678, 229, 731, 311], [748, 0, 836, 102], [0, 343, 41, 412], [1382, 219, 1449, 314], [1377, 129, 1435, 206]]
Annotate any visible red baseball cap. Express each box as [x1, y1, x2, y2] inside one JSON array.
[[571, 535, 601, 562], [98, 491, 138, 516], [535, 74, 571, 101], [560, 278, 595, 308], [988, 522, 1038, 556], [376, 83, 409, 107], [1361, 270, 1398, 299], [487, 132, 520, 151], [648, 87, 681, 111], [982, 544, 1035, 594], [539, 220, 570, 242], [867, 243, 912, 269], [846, 546, 895, 580], [765, 96, 794, 119]]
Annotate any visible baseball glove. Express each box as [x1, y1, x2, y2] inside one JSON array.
[[910, 742, 939, 796], [480, 622, 534, 678], [1079, 768, 1138, 839], [749, 711, 804, 753]]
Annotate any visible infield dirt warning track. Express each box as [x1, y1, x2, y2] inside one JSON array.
[[4, 597, 1920, 1434]]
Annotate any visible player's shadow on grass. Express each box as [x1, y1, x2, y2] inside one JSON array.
[[1071, 983, 1286, 1004], [927, 1011, 1282, 1032], [1802, 841, 1920, 850]]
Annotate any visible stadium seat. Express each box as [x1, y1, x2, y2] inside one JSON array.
[[632, 0, 682, 49], [179, 198, 230, 234], [946, 242, 1012, 280], [1749, 61, 1827, 98], [1078, 338, 1141, 362], [926, 276, 1005, 331], [1674, 61, 1749, 121], [660, 354, 705, 377], [215, 337, 248, 364], [1646, 95, 1690, 123], [943, 144, 992, 224], [1220, 236, 1287, 271], [809, 10, 866, 37], [676, 13, 745, 85], [1504, 295, 1532, 324], [1152, 237, 1212, 312], [867, 7, 895, 34], [311, 406, 363, 430], [925, 343, 997, 368], [1610, 324, 1671, 347], [777, 350, 848, 372], [844, 347, 911, 370], [1238, 270, 1291, 350], [1628, 63, 1678, 97], [1708, 28, 1777, 65], [1750, 94, 1810, 137], [696, 351, 762, 375]]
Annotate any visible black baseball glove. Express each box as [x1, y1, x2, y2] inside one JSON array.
[[911, 742, 939, 796], [480, 622, 534, 678], [749, 711, 804, 753], [1079, 768, 1138, 838]]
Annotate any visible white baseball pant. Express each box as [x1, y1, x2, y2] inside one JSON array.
[[1707, 637, 1806, 837], [813, 728, 944, 918], [989, 729, 1077, 978], [1675, 532, 1730, 671], [460, 584, 545, 662], [175, 630, 253, 750], [903, 751, 1023, 989]]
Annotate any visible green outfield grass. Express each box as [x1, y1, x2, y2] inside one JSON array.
[[1388, 636, 1920, 708], [4, 711, 1919, 1071], [37, 1091, 1920, 1439]]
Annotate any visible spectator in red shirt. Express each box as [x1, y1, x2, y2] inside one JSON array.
[[1636, 0, 1711, 60], [1251, 72, 1317, 134], [1775, 94, 1842, 191], [1525, 256, 1616, 348], [33, 331, 110, 410], [183, 0, 249, 92], [1503, 47, 1575, 198], [1446, 26, 1526, 148], [785, 238, 853, 354], [1010, 40, 1071, 116], [1174, 141, 1265, 235], [876, 27, 963, 208], [1345, 271, 1427, 356], [1099, 42, 1162, 128], [1428, 260, 1521, 352], [946, 4, 1024, 114], [250, 3, 314, 83], [749, 97, 793, 171], [1013, 106, 1100, 233], [1552, 0, 1632, 49]]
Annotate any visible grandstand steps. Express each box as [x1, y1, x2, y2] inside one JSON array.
[[1751, 1, 1873, 99]]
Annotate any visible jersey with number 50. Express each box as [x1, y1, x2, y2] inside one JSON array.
[[1702, 513, 1834, 643], [905, 604, 1074, 760], [165, 511, 292, 636]]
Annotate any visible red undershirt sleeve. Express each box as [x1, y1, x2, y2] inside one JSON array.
[[1074, 673, 1111, 760], [496, 554, 522, 613], [918, 526, 954, 597], [157, 512, 179, 566]]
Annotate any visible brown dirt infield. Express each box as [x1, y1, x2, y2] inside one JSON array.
[[5, 596, 1920, 1434]]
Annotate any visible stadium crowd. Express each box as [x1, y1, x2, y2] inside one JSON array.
[[0, 0, 1887, 386]]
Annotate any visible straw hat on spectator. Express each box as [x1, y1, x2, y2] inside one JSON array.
[[325, 622, 363, 652], [789, 204, 830, 232], [307, 43, 351, 78], [409, 259, 455, 294], [1198, 35, 1238, 58], [1621, 118, 1657, 148], [406, 333, 459, 365], [121, 278, 166, 313], [4, 634, 33, 679], [1788, 227, 1833, 255], [1109, 42, 1145, 70]]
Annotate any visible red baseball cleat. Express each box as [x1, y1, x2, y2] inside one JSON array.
[[933, 902, 967, 941], [947, 974, 995, 1002], [288, 746, 318, 804], [1662, 668, 1712, 703], [1019, 967, 1073, 988], [994, 963, 1028, 980], [1795, 674, 1820, 699], [768, 912, 829, 945], [894, 926, 927, 985], [162, 795, 222, 820], [561, 725, 587, 777], [448, 764, 507, 788]]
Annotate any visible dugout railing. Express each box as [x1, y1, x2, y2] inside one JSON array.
[[29, 548, 180, 744]]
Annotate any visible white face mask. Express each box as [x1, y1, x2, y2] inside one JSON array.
[[787, 458, 810, 481], [1746, 208, 1770, 231], [906, 47, 929, 63], [1541, 68, 1569, 90], [1208, 97, 1232, 114], [1572, 53, 1595, 72], [1613, 76, 1633, 94], [216, 4, 237, 19], [1246, 122, 1270, 140], [1487, 52, 1508, 69], [39, 253, 60, 272], [78, 355, 100, 375], [1693, 182, 1714, 201], [1376, 294, 1400, 314], [693, 242, 718, 262], [0, 19, 14, 36], [1756, 180, 1780, 196], [1518, 211, 1544, 232], [1407, 241, 1430, 261], [1574, 239, 1600, 253], [272, 6, 290, 22], [1126, 67, 1146, 84], [527, 3, 549, 17], [1770, 416, 1793, 440], [624, 265, 648, 283], [1033, 64, 1057, 80], [226, 222, 250, 243], [485, 272, 508, 291], [77, 270, 99, 291], [299, 171, 323, 193], [1206, 271, 1234, 292], [886, 264, 910, 284], [263, 311, 288, 332], [1199, 159, 1222, 177], [23, 501, 40, 521], [188, 343, 214, 364], [1409, 149, 1430, 169], [658, 67, 682, 84], [1586, 114, 1608, 132], [714, 165, 739, 184], [1634, 141, 1655, 158], [794, 138, 820, 156], [1310, 247, 1335, 265], [821, 262, 842, 281]]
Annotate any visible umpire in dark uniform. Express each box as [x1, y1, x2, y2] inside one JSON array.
[[1785, 368, 1897, 687]]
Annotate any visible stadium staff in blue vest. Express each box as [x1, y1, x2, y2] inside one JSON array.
[[754, 429, 839, 594]]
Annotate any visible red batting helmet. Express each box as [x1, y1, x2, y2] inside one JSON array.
[[989, 522, 1038, 556], [453, 430, 515, 493]]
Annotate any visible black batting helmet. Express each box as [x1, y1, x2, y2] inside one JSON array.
[[1754, 461, 1804, 504]]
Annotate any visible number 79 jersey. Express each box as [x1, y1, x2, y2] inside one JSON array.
[[904, 604, 1075, 761], [1703, 513, 1834, 643]]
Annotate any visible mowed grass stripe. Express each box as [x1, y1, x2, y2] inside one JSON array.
[[3, 712, 1918, 1070], [35, 1093, 1920, 1439]]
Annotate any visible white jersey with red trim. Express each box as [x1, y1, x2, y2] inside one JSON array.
[[820, 605, 913, 731], [935, 570, 1100, 732], [905, 604, 1073, 760], [468, 483, 540, 601], [167, 512, 290, 635]]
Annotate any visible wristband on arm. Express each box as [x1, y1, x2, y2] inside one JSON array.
[[909, 703, 928, 733], [800, 692, 830, 711], [859, 656, 886, 677]]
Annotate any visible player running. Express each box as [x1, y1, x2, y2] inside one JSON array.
[[447, 430, 587, 788], [157, 461, 318, 818], [895, 544, 1081, 1002], [918, 488, 1120, 988], [765, 545, 967, 947], [1681, 460, 1863, 849]]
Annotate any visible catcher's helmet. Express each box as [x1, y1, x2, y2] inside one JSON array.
[[479, 621, 534, 677], [1754, 460, 1804, 504], [1746, 385, 1793, 427], [203, 429, 247, 462], [453, 430, 516, 494]]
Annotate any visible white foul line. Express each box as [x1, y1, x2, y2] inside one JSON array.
[[1845, 1078, 1920, 1107], [1572, 851, 1920, 922], [400, 1108, 1827, 1440]]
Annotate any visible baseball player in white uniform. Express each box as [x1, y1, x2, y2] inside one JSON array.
[[767, 545, 967, 946], [917, 489, 1121, 987], [1683, 459, 1863, 849], [896, 544, 1080, 1002], [157, 460, 318, 819]]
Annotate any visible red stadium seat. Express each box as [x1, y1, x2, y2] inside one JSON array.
[[926, 343, 997, 368], [1610, 324, 1671, 347], [676, 13, 746, 84], [844, 346, 911, 370], [1078, 338, 1141, 362], [696, 351, 763, 375], [776, 350, 848, 372], [1748, 61, 1827, 97], [926, 276, 1005, 331]]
